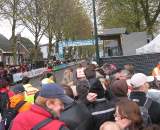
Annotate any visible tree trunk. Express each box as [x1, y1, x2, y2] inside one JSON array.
[[12, 18, 17, 65], [55, 40, 59, 54], [34, 34, 39, 63], [48, 35, 53, 59], [12, 0, 17, 65]]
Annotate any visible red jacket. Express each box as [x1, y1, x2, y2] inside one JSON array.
[[0, 87, 14, 98], [10, 104, 67, 130]]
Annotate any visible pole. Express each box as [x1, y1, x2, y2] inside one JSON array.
[[92, 0, 100, 64]]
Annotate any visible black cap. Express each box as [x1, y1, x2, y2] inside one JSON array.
[[13, 85, 25, 94]]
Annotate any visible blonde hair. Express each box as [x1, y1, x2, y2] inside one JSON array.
[[35, 96, 62, 108], [62, 69, 74, 85], [100, 121, 121, 130]]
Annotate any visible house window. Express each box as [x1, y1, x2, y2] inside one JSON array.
[[103, 40, 122, 56]]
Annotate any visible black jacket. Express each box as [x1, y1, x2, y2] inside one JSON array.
[[88, 78, 105, 99], [87, 98, 115, 130], [60, 101, 94, 130], [129, 91, 160, 124]]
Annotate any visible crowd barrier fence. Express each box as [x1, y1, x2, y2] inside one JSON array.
[[99, 53, 160, 75]]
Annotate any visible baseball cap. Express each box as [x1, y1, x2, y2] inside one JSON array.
[[40, 83, 73, 105], [13, 85, 25, 94], [91, 61, 98, 67], [129, 73, 153, 88]]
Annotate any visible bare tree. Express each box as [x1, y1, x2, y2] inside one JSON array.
[[21, 0, 46, 61], [0, 0, 25, 64]]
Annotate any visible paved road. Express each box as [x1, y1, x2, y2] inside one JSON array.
[[30, 61, 86, 89]]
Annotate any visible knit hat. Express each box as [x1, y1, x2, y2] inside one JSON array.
[[40, 83, 73, 105]]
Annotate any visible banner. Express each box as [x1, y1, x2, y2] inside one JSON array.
[[13, 68, 47, 82]]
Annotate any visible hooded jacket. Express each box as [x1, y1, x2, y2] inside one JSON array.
[[10, 104, 69, 130], [9, 95, 31, 113]]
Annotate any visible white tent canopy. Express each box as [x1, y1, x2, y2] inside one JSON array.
[[136, 34, 160, 54]]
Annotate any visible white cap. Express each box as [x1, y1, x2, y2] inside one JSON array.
[[91, 61, 98, 66], [130, 73, 153, 88]]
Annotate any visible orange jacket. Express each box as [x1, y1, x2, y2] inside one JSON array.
[[9, 95, 32, 113]]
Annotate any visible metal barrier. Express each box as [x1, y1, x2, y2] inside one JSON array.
[[99, 53, 160, 75]]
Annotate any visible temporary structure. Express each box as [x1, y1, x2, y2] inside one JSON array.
[[136, 34, 160, 54]]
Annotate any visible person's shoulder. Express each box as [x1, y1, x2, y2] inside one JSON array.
[[149, 98, 160, 112], [19, 102, 32, 113], [14, 109, 30, 121], [151, 99, 160, 106]]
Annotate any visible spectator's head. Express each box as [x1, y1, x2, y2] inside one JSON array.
[[22, 77, 30, 84], [77, 63, 83, 68], [100, 121, 121, 130], [42, 72, 55, 84], [61, 84, 74, 99], [84, 67, 96, 79], [102, 63, 117, 75], [119, 69, 132, 79], [111, 79, 128, 97], [62, 69, 74, 85], [91, 61, 98, 67], [124, 64, 134, 75], [76, 80, 90, 102], [96, 68, 106, 78], [36, 83, 73, 117], [110, 68, 122, 81], [115, 99, 142, 130], [87, 64, 97, 70], [12, 85, 25, 96], [130, 73, 153, 93]]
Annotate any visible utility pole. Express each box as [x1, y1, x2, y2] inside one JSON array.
[[92, 0, 100, 64]]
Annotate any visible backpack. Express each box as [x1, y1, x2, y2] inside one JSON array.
[[0, 92, 9, 118], [140, 98, 152, 127], [131, 98, 152, 127], [31, 118, 53, 130], [2, 101, 26, 130], [31, 117, 66, 130]]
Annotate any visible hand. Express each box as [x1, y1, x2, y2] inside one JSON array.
[[116, 118, 131, 130], [86, 93, 97, 102]]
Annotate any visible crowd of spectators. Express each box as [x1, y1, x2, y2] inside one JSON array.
[[1, 61, 160, 130]]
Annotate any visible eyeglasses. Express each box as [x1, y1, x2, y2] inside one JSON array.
[[114, 113, 127, 120], [114, 113, 121, 118]]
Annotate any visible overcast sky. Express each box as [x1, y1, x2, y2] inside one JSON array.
[[0, 18, 48, 45]]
